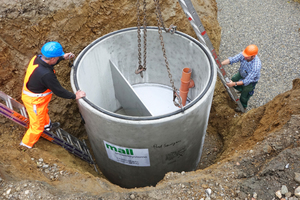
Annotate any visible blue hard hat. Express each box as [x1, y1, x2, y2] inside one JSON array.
[[41, 41, 65, 58]]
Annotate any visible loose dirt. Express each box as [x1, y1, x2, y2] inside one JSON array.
[[0, 0, 299, 199]]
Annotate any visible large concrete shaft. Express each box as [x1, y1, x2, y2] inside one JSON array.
[[71, 27, 217, 188]]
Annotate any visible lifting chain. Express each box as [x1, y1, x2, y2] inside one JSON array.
[[153, 0, 177, 34], [135, 0, 147, 78], [153, 0, 182, 108]]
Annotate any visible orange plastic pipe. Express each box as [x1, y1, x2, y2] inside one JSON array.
[[179, 68, 195, 106]]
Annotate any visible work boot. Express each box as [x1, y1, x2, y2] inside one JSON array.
[[18, 141, 32, 151], [45, 122, 60, 132], [235, 106, 245, 112], [50, 122, 60, 131]]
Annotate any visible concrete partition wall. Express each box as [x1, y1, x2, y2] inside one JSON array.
[[70, 27, 217, 188]]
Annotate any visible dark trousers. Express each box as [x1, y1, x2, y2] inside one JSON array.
[[231, 73, 256, 108]]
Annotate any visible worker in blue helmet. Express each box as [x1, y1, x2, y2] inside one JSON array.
[[20, 41, 86, 149]]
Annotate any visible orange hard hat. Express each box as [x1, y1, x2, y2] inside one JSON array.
[[242, 45, 258, 57]]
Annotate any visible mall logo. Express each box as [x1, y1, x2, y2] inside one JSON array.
[[106, 143, 134, 155]]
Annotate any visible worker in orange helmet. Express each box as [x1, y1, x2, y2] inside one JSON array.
[[221, 45, 261, 112], [20, 41, 86, 149]]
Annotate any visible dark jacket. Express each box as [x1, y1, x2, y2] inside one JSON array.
[[26, 55, 76, 99]]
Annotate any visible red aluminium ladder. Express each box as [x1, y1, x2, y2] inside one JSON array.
[[177, 0, 245, 112]]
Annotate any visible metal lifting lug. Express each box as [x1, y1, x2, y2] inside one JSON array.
[[173, 91, 183, 109], [135, 67, 146, 78], [168, 25, 177, 35]]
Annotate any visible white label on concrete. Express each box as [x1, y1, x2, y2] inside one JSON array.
[[104, 140, 150, 167]]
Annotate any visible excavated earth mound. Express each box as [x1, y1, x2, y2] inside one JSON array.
[[0, 0, 300, 200]]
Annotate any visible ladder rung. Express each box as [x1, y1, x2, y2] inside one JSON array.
[[55, 129, 64, 140], [6, 98, 13, 110], [20, 107, 27, 118], [76, 140, 83, 151], [66, 134, 74, 146]]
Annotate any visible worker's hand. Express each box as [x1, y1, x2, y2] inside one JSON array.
[[221, 59, 230, 66], [64, 52, 75, 60], [226, 80, 235, 88], [76, 90, 86, 99]]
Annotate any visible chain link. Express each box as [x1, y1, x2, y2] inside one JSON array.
[[135, 0, 147, 78], [153, 0, 177, 34], [153, 0, 182, 108], [143, 0, 147, 73], [154, 0, 167, 32]]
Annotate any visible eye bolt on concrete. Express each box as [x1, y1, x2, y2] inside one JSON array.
[[71, 27, 217, 188]]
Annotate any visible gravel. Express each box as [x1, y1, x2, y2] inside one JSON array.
[[216, 0, 300, 110]]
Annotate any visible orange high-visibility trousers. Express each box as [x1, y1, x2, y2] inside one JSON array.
[[21, 93, 52, 147], [21, 56, 53, 147]]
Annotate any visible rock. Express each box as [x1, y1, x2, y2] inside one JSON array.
[[38, 158, 43, 162], [281, 185, 288, 195], [285, 163, 289, 168], [24, 190, 30, 195], [253, 192, 257, 199], [205, 188, 212, 196], [295, 186, 300, 197], [210, 193, 216, 199], [275, 190, 282, 199], [130, 194, 135, 199], [6, 189, 11, 195], [43, 164, 49, 168], [295, 172, 300, 184], [285, 192, 292, 198], [263, 145, 272, 153]]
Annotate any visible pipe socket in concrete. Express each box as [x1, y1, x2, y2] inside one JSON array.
[[71, 27, 217, 188]]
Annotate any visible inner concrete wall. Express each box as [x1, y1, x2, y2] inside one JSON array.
[[74, 27, 211, 114]]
